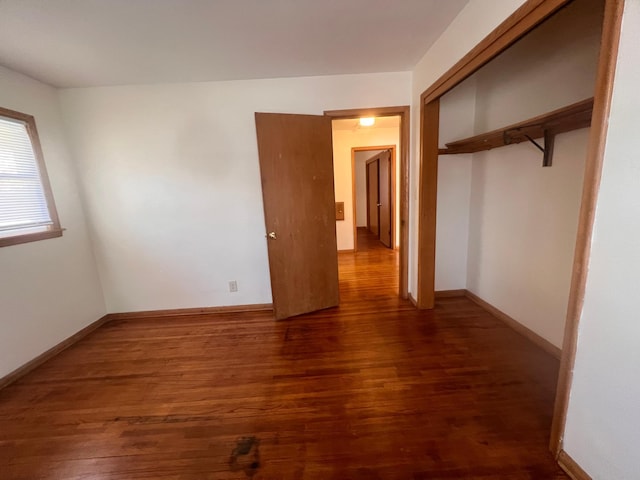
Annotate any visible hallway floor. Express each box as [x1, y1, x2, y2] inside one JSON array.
[[0, 231, 567, 479]]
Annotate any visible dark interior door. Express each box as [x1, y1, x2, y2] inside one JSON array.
[[367, 159, 379, 236], [379, 150, 392, 248]]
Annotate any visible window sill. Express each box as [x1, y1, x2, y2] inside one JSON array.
[[0, 228, 63, 247]]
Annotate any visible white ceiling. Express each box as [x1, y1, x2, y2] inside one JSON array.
[[0, 0, 469, 88]]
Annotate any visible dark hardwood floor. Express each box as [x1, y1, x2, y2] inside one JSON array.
[[0, 229, 567, 479]]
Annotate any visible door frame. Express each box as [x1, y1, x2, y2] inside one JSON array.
[[325, 106, 410, 299], [414, 0, 624, 463], [354, 146, 396, 250]]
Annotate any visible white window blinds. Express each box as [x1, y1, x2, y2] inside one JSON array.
[[0, 115, 52, 233]]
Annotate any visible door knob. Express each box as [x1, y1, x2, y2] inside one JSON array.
[[377, 203, 382, 207], [268, 232, 277, 239]]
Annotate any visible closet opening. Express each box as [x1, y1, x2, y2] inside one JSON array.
[[415, 0, 621, 465]]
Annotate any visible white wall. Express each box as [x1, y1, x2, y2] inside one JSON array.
[[465, 0, 602, 348], [354, 150, 382, 227], [436, 77, 477, 289], [410, 0, 528, 293], [563, 2, 640, 477], [467, 133, 587, 347], [60, 72, 410, 313], [473, 0, 603, 133], [332, 125, 400, 251], [0, 66, 105, 378]]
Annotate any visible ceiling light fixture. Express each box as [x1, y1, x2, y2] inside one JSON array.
[[359, 117, 375, 127]]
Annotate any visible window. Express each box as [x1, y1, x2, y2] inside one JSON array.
[[0, 106, 62, 247]]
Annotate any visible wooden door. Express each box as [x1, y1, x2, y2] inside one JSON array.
[[379, 150, 392, 248], [367, 159, 379, 236], [255, 113, 339, 320]]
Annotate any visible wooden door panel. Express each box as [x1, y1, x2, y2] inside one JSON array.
[[379, 151, 392, 248], [367, 159, 379, 236], [255, 113, 339, 320]]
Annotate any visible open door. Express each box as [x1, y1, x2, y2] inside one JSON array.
[[379, 150, 392, 248], [367, 159, 379, 236], [255, 112, 339, 320]]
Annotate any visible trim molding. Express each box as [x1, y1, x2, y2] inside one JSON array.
[[338, 249, 355, 253], [408, 293, 418, 308], [0, 314, 111, 390], [464, 290, 561, 359], [435, 289, 466, 298], [106, 303, 274, 321], [416, 99, 440, 309], [550, 0, 625, 456], [558, 450, 592, 480], [0, 303, 274, 391]]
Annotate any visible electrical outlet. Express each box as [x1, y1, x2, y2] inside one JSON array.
[[229, 280, 238, 293]]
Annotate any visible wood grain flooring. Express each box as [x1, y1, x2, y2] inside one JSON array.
[[0, 229, 567, 479]]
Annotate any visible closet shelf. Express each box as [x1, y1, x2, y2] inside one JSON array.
[[438, 98, 594, 166]]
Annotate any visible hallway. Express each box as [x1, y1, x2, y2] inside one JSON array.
[[0, 237, 567, 479], [338, 227, 400, 301]]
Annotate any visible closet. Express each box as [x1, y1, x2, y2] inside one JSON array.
[[429, 0, 604, 352], [414, 0, 621, 461]]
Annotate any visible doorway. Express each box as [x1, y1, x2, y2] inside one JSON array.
[[357, 147, 395, 250], [325, 107, 409, 298], [329, 116, 400, 296]]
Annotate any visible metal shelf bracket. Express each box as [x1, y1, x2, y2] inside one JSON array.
[[504, 128, 555, 167]]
